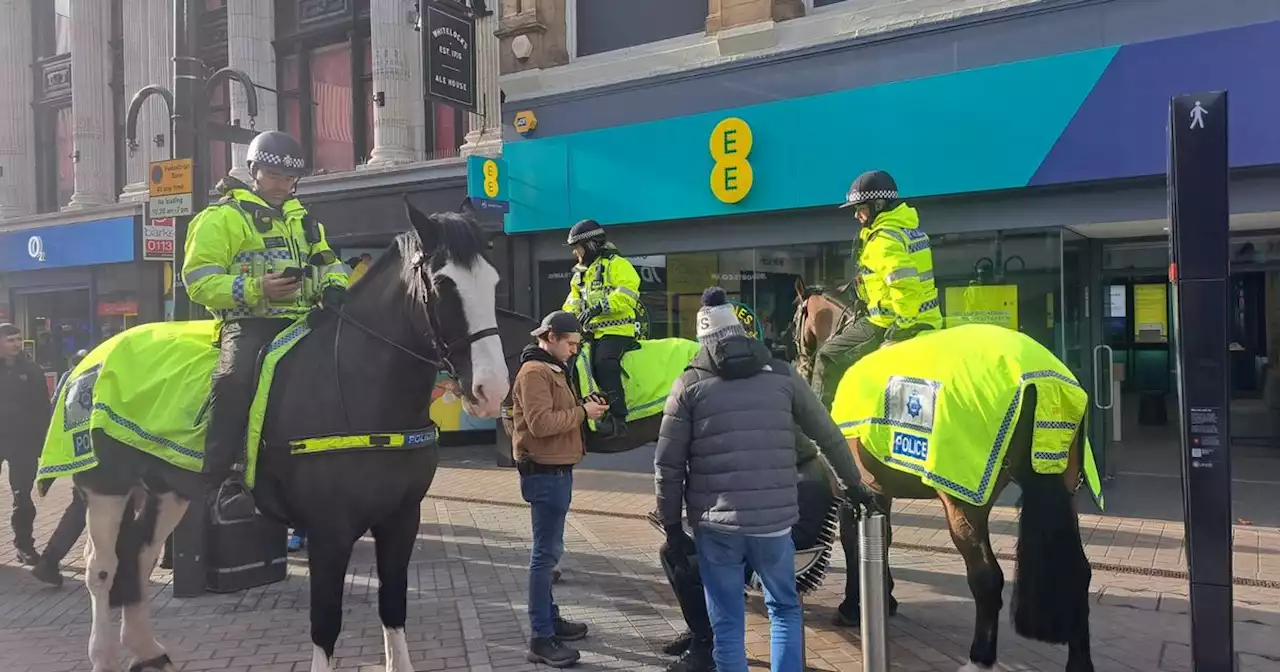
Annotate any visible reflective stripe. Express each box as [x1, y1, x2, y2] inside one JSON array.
[[875, 228, 908, 247], [233, 249, 294, 264], [565, 299, 584, 309], [885, 267, 918, 283], [614, 286, 640, 301], [290, 427, 438, 455], [589, 317, 635, 329], [321, 263, 348, 278], [184, 265, 225, 286], [920, 270, 934, 283], [920, 298, 939, 313], [231, 276, 249, 308], [908, 239, 931, 254], [217, 306, 299, 320]]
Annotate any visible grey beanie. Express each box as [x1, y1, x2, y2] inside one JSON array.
[[696, 287, 746, 346]]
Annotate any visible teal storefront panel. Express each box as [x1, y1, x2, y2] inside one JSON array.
[[505, 46, 1119, 234]]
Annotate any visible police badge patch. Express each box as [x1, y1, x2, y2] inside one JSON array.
[[63, 364, 101, 431], [884, 375, 940, 432]]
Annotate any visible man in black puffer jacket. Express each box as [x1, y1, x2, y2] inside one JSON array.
[[655, 287, 879, 672]]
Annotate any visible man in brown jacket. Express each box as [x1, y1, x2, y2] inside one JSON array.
[[511, 311, 609, 668]]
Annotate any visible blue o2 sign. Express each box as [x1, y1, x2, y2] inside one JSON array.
[[0, 217, 136, 272]]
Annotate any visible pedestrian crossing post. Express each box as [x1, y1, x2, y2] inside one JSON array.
[[858, 512, 889, 672]]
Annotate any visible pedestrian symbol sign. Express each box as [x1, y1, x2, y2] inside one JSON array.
[[149, 158, 193, 197], [1190, 101, 1208, 130]]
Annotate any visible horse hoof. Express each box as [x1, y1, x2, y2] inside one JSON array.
[[957, 663, 993, 672], [128, 654, 175, 672]]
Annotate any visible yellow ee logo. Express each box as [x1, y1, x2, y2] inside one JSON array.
[[482, 159, 501, 198], [709, 117, 754, 204]]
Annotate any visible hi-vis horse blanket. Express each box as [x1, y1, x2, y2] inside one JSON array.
[[38, 319, 310, 489], [830, 324, 1104, 508], [575, 338, 701, 432]]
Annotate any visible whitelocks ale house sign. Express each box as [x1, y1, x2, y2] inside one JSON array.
[[422, 1, 477, 112]]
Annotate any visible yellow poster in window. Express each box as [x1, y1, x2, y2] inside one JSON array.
[[945, 285, 1019, 330], [1132, 283, 1168, 343]]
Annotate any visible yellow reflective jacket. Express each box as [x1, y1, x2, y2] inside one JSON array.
[[182, 184, 349, 322], [830, 323, 1103, 508], [855, 203, 943, 330], [562, 246, 641, 338]]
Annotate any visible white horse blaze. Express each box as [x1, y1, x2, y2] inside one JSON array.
[[438, 257, 508, 417], [383, 626, 414, 672]]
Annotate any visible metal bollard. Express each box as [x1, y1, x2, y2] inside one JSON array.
[[858, 512, 890, 672]]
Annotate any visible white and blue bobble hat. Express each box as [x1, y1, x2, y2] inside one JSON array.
[[696, 287, 746, 346]]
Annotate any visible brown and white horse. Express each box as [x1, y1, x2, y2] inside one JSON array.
[[790, 279, 1095, 672]]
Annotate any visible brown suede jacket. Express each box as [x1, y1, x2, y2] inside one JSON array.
[[510, 345, 586, 465]]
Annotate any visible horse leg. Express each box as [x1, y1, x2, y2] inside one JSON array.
[[307, 526, 358, 672], [938, 494, 1003, 672], [120, 492, 187, 672], [83, 490, 131, 672], [835, 494, 897, 626], [372, 499, 421, 672]]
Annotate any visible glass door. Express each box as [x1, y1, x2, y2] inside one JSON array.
[[1062, 230, 1112, 482]]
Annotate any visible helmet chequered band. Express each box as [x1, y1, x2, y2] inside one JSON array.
[[846, 189, 898, 205], [566, 227, 606, 244], [249, 151, 306, 171]]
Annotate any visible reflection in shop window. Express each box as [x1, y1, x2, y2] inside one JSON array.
[[95, 263, 141, 342]]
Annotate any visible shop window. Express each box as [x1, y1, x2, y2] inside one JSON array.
[[53, 108, 75, 208], [53, 0, 71, 55], [573, 0, 704, 59], [311, 41, 357, 172], [95, 264, 141, 341]]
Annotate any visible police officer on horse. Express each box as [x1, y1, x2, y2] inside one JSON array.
[[182, 130, 350, 522], [810, 170, 943, 409], [562, 219, 641, 438]]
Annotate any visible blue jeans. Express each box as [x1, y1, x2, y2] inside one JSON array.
[[521, 470, 574, 639], [696, 527, 803, 672]]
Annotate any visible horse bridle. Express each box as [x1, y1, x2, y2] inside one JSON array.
[[328, 250, 499, 428]]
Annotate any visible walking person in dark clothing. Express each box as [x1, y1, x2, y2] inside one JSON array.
[[30, 349, 89, 587], [0, 323, 52, 566]]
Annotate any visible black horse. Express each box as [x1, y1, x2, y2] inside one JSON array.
[[64, 203, 508, 672]]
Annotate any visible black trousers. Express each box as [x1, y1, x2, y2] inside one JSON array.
[[1, 448, 37, 550], [590, 335, 635, 419], [810, 317, 886, 409], [205, 318, 294, 476], [42, 487, 86, 565]]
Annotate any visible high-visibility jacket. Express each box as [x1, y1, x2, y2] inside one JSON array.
[[562, 246, 641, 338], [854, 203, 943, 330], [830, 323, 1103, 508], [182, 186, 349, 322]]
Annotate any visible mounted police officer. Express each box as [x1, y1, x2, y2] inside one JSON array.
[[182, 130, 350, 522], [810, 170, 943, 409], [561, 219, 641, 438]]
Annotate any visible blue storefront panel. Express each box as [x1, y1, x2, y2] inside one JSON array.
[[0, 216, 136, 272]]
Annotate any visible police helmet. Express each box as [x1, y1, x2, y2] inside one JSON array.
[[565, 219, 606, 246], [246, 131, 308, 178], [840, 170, 899, 209]]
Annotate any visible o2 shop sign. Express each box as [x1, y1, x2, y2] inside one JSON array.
[[27, 235, 46, 262]]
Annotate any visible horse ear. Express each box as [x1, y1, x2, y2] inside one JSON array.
[[404, 196, 439, 251], [794, 277, 806, 300]]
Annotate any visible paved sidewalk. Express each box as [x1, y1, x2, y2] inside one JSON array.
[[0, 457, 1277, 671]]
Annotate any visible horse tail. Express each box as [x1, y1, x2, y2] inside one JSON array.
[[1011, 424, 1091, 645], [108, 491, 159, 608]]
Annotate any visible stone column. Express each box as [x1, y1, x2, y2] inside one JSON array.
[[227, 0, 277, 181], [366, 0, 419, 166], [462, 9, 502, 157], [118, 0, 150, 201], [141, 0, 173, 178], [66, 0, 115, 209], [0, 0, 35, 219]]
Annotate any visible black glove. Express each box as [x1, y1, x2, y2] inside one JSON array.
[[662, 523, 697, 564], [322, 285, 347, 310], [843, 484, 886, 517]]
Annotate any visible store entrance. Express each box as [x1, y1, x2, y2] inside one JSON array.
[[13, 288, 92, 376]]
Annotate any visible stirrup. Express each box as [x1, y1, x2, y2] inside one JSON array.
[[210, 479, 257, 524]]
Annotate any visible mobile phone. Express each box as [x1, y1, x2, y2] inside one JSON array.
[[281, 266, 306, 281]]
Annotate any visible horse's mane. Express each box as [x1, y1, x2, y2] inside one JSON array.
[[348, 210, 490, 308]]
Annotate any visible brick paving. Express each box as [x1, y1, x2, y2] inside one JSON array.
[[0, 456, 1278, 671]]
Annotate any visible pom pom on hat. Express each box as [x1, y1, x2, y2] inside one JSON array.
[[702, 286, 728, 307]]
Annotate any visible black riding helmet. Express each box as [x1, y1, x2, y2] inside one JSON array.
[[840, 170, 900, 221], [246, 130, 308, 178], [565, 219, 608, 263]]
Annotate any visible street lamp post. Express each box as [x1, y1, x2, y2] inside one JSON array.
[[122, 0, 260, 597]]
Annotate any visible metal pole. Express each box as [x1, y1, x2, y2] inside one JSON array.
[[858, 512, 889, 672], [169, 0, 207, 598]]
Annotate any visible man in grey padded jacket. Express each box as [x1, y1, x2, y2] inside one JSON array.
[[655, 287, 879, 672]]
